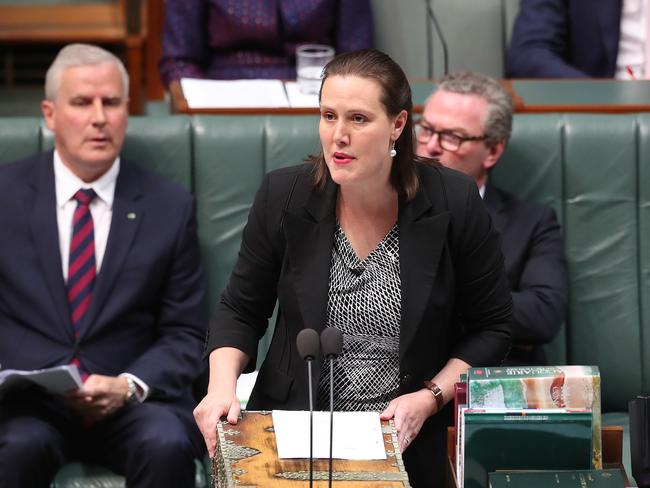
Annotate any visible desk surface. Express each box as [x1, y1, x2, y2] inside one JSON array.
[[171, 79, 650, 115]]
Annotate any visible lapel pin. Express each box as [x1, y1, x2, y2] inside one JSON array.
[[127, 212, 137, 220]]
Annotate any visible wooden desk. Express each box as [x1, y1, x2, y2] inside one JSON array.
[[172, 78, 650, 115], [412, 79, 650, 114]]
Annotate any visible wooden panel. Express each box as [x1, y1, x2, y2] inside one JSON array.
[[0, 0, 144, 114]]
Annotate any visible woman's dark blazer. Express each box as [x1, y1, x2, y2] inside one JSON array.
[[207, 161, 512, 485]]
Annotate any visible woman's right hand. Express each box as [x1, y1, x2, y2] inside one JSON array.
[[193, 347, 250, 457], [193, 387, 241, 458]]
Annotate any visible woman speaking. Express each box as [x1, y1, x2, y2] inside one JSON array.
[[194, 49, 512, 486]]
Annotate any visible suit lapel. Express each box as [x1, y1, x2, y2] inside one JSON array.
[[283, 178, 337, 334], [80, 163, 143, 337], [28, 152, 72, 338], [484, 183, 507, 235], [398, 182, 450, 362]]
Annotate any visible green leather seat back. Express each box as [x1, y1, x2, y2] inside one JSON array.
[[496, 114, 644, 412], [263, 115, 320, 172], [493, 114, 567, 365], [563, 114, 640, 412], [122, 116, 193, 190], [0, 117, 41, 164], [192, 115, 266, 316]]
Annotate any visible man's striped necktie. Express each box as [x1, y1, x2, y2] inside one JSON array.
[[67, 188, 96, 376]]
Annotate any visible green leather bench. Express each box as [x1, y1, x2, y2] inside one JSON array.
[[0, 113, 644, 484]]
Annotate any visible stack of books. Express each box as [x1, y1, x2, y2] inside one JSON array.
[[454, 365, 602, 488]]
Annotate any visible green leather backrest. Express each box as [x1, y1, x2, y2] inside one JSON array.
[[494, 114, 646, 411]]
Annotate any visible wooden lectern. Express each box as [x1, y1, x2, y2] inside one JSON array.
[[212, 410, 411, 487]]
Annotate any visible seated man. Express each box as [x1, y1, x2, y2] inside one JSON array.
[[0, 44, 207, 488], [416, 72, 568, 366], [507, 0, 645, 79]]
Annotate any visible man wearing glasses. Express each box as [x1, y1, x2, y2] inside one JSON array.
[[416, 72, 567, 366]]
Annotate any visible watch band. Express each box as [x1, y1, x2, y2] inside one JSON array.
[[423, 380, 444, 412]]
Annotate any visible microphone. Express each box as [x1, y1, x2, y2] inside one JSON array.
[[296, 328, 320, 488], [320, 327, 343, 488], [424, 0, 449, 77]]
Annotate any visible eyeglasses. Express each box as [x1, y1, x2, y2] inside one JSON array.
[[414, 120, 487, 152]]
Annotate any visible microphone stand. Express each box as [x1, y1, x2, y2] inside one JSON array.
[[320, 327, 343, 488], [328, 357, 334, 488], [296, 328, 320, 488], [424, 0, 449, 76], [308, 359, 315, 488]]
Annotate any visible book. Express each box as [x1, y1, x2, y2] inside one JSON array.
[[467, 365, 601, 468], [462, 408, 593, 488], [0, 364, 82, 396], [488, 468, 626, 488]]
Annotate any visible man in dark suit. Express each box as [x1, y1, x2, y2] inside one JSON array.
[[416, 72, 567, 365], [0, 44, 207, 487], [507, 0, 626, 78]]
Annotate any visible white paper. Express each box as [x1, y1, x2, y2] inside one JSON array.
[[0, 364, 82, 395], [272, 410, 387, 460], [284, 81, 320, 108], [180, 78, 290, 109], [236, 370, 258, 409]]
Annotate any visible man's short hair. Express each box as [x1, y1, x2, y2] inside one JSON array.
[[436, 72, 514, 146], [45, 43, 129, 101]]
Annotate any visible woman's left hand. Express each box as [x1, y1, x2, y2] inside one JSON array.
[[380, 388, 438, 452]]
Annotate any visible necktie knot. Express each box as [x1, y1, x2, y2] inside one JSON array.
[[73, 188, 96, 206]]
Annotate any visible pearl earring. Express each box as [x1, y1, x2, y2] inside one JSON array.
[[390, 141, 397, 158]]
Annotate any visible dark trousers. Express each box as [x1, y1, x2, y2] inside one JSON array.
[[0, 392, 204, 488]]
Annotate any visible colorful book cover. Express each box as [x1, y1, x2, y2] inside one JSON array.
[[488, 468, 626, 488], [462, 408, 593, 488], [467, 365, 601, 468]]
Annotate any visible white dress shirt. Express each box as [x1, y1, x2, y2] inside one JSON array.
[[616, 0, 647, 79], [53, 151, 149, 401]]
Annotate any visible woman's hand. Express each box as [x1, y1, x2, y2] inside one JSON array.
[[380, 389, 437, 452], [194, 347, 250, 458], [193, 386, 240, 458]]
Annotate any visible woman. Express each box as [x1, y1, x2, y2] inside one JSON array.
[[194, 49, 512, 486], [159, 0, 373, 86]]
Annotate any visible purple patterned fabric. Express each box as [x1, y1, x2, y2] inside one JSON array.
[[159, 0, 373, 86]]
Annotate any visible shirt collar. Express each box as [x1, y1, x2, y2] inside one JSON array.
[[478, 184, 486, 199], [53, 150, 120, 209]]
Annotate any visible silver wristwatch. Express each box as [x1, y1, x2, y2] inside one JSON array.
[[125, 376, 139, 403]]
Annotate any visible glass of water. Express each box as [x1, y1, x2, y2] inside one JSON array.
[[296, 44, 335, 95]]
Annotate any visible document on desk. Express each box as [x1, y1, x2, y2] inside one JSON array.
[[0, 364, 82, 396], [180, 78, 290, 108], [272, 410, 387, 460]]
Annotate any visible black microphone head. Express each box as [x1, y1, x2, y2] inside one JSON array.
[[321, 327, 343, 359], [296, 328, 320, 361]]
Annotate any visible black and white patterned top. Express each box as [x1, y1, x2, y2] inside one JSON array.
[[317, 222, 401, 412]]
